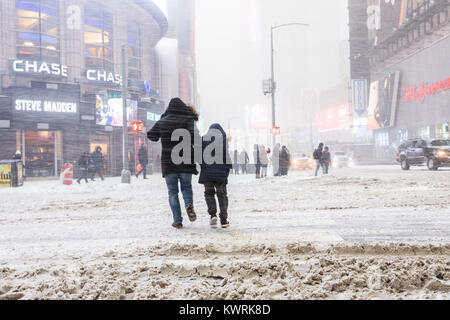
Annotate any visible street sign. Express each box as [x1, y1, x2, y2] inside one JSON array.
[[351, 79, 368, 116], [263, 79, 273, 95]]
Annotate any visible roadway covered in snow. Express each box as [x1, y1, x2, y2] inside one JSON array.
[[0, 165, 449, 299]]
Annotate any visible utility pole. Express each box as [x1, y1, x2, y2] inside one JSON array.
[[269, 23, 309, 149], [121, 44, 131, 184], [270, 27, 276, 149]]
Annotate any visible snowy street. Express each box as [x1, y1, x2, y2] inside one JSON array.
[[0, 165, 449, 300]]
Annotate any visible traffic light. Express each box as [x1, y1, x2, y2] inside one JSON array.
[[272, 126, 281, 136]]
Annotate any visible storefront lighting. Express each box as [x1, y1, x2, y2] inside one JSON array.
[[23, 42, 34, 47]]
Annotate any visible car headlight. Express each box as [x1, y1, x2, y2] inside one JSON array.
[[436, 150, 447, 158]]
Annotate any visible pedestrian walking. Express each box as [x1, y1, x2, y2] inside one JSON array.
[[253, 144, 261, 179], [91, 146, 105, 181], [199, 123, 233, 228], [313, 143, 325, 176], [260, 145, 269, 178], [272, 143, 281, 176], [279, 146, 291, 176], [77, 152, 89, 184], [147, 98, 201, 229], [233, 150, 240, 175], [13, 150, 22, 160], [239, 149, 249, 174], [136, 144, 149, 179], [322, 147, 332, 174]]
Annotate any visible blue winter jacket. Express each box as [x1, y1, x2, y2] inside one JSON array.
[[198, 124, 233, 184]]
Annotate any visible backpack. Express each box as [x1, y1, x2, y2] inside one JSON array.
[[313, 149, 319, 160]]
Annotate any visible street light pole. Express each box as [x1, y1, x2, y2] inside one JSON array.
[[270, 27, 276, 149], [121, 44, 131, 184], [269, 22, 309, 148]]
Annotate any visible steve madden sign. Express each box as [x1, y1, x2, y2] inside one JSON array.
[[11, 60, 68, 77], [86, 69, 122, 86], [14, 99, 77, 114]]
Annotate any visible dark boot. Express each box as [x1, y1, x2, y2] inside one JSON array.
[[186, 205, 197, 222]]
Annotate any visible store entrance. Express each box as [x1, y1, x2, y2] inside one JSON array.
[[20, 131, 62, 178], [90, 133, 111, 176]]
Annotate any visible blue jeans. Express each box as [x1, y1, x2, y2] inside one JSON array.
[[315, 161, 325, 176], [164, 173, 194, 224], [91, 165, 104, 180]]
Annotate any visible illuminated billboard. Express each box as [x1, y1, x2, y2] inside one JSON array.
[[368, 72, 400, 130], [316, 105, 352, 132], [95, 94, 138, 127]]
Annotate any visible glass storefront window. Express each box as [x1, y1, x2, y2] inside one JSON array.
[[127, 22, 141, 79], [84, 5, 114, 70], [15, 0, 59, 63], [418, 126, 430, 139], [17, 130, 62, 178], [435, 123, 450, 139], [375, 132, 389, 147]]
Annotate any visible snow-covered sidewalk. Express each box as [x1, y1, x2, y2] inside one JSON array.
[[0, 166, 449, 299]]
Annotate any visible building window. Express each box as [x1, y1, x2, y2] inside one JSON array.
[[84, 4, 113, 70], [375, 132, 389, 147], [127, 22, 141, 80], [16, 0, 60, 63], [418, 126, 430, 139]]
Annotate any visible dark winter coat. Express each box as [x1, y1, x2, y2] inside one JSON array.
[[313, 147, 324, 163], [13, 153, 22, 160], [138, 146, 148, 166], [279, 148, 291, 169], [253, 147, 261, 165], [199, 124, 233, 184], [78, 154, 89, 169], [91, 150, 104, 167], [147, 98, 201, 178], [322, 151, 331, 165], [233, 151, 239, 164]]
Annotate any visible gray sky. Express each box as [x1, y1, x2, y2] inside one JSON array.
[[195, 0, 349, 136]]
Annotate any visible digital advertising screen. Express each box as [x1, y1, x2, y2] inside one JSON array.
[[96, 94, 138, 127], [368, 72, 400, 130]]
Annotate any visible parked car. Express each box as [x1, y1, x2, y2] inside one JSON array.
[[290, 154, 313, 171], [332, 151, 353, 168], [397, 139, 450, 171]]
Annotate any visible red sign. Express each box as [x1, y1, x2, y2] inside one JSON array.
[[129, 121, 144, 134], [404, 76, 450, 103], [316, 105, 352, 132]]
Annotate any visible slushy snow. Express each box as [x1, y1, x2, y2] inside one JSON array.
[[0, 166, 449, 300]]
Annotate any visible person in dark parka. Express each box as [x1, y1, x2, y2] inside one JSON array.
[[253, 144, 261, 179], [77, 152, 89, 184], [314, 143, 325, 176], [199, 123, 232, 228], [136, 144, 148, 179], [322, 146, 332, 174], [91, 146, 105, 181], [147, 98, 201, 229], [279, 146, 291, 176]]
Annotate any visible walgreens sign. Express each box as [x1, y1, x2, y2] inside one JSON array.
[[404, 76, 450, 103]]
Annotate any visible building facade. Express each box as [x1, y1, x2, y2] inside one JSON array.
[[349, 0, 450, 163], [0, 0, 195, 178]]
